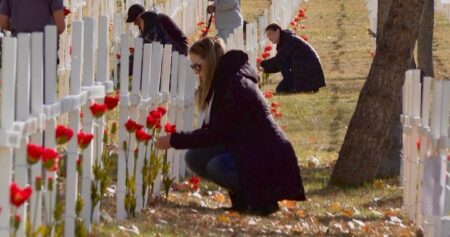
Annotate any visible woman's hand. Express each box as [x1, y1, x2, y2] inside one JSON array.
[[207, 5, 216, 14], [155, 134, 172, 150], [257, 66, 265, 72]]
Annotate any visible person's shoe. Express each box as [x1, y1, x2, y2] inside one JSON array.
[[224, 191, 247, 212], [247, 202, 280, 216]]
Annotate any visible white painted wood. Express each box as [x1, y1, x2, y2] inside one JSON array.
[[149, 42, 164, 103], [30, 32, 44, 232], [0, 37, 17, 237], [166, 51, 179, 182], [117, 33, 130, 220], [15, 33, 32, 237], [96, 16, 109, 83], [161, 45, 173, 96], [64, 21, 84, 237]]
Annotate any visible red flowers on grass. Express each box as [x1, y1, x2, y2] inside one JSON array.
[[78, 132, 94, 150], [90, 103, 107, 118], [10, 183, 32, 207], [264, 91, 274, 99], [27, 144, 43, 165], [104, 95, 119, 110], [301, 35, 309, 41], [55, 125, 74, 145]]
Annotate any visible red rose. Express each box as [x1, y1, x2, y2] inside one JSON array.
[[150, 110, 162, 120], [290, 21, 297, 26], [164, 123, 176, 134], [135, 129, 152, 143], [261, 52, 270, 59], [146, 114, 160, 129], [125, 119, 139, 133], [264, 91, 273, 99], [257, 58, 263, 64], [42, 148, 59, 171], [189, 176, 200, 190], [55, 125, 74, 145], [63, 7, 71, 17], [10, 182, 32, 207], [27, 143, 43, 165], [416, 138, 421, 151], [156, 106, 167, 117], [90, 103, 107, 118], [104, 95, 119, 111], [271, 102, 280, 108], [298, 9, 305, 18], [78, 132, 94, 150], [264, 45, 272, 52], [301, 35, 309, 41]]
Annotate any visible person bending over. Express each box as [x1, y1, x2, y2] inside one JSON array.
[[155, 37, 306, 215]]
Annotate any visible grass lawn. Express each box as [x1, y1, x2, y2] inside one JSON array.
[[90, 0, 450, 236]]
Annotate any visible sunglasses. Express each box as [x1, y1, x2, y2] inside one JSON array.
[[190, 63, 202, 72]]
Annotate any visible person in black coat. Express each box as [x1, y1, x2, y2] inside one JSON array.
[[155, 37, 306, 215], [259, 23, 326, 93]]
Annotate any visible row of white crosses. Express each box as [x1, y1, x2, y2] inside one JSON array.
[[401, 69, 450, 237], [437, 0, 450, 22]]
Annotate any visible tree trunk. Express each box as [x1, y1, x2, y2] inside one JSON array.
[[376, 0, 392, 46], [417, 0, 434, 77], [330, 0, 425, 186]]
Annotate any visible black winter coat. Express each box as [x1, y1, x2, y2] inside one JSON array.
[[170, 50, 306, 207], [261, 30, 326, 92]]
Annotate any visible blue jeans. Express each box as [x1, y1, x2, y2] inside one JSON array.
[[185, 146, 239, 193]]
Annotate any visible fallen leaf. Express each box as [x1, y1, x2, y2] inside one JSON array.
[[296, 209, 306, 218], [280, 200, 297, 209], [330, 202, 341, 212], [212, 192, 226, 203], [341, 209, 354, 218]]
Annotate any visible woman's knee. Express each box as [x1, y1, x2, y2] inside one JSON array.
[[184, 149, 196, 170]]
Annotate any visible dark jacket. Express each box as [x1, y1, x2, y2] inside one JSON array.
[[261, 30, 326, 92], [140, 12, 188, 55], [171, 50, 306, 207]]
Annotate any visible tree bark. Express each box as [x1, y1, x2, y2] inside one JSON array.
[[417, 0, 434, 77], [330, 0, 425, 186]]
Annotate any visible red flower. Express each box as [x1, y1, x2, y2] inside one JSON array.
[[301, 35, 309, 41], [157, 106, 167, 117], [27, 144, 43, 165], [55, 125, 74, 145], [189, 176, 200, 191], [63, 7, 71, 17], [10, 182, 32, 207], [164, 123, 176, 134], [78, 132, 94, 150], [257, 57, 263, 64], [197, 21, 205, 26], [298, 9, 305, 18], [264, 45, 273, 52], [416, 138, 421, 151], [80, 111, 84, 119], [150, 110, 162, 120], [104, 95, 119, 111], [42, 148, 59, 171], [300, 24, 306, 30], [14, 214, 21, 229], [129, 47, 135, 54], [264, 91, 273, 99], [146, 114, 160, 129], [125, 119, 139, 133], [135, 129, 152, 143], [155, 123, 162, 130], [261, 52, 270, 59], [90, 103, 107, 118], [294, 16, 301, 22], [271, 102, 280, 108], [201, 28, 208, 34], [290, 21, 297, 26], [274, 111, 283, 118]]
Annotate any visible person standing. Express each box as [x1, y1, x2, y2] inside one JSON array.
[[207, 0, 243, 41], [0, 0, 65, 36]]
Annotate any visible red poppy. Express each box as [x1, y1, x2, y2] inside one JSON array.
[[155, 123, 162, 130], [10, 182, 32, 207], [201, 28, 208, 34], [90, 103, 107, 118], [189, 176, 200, 190], [63, 7, 71, 17], [300, 24, 306, 30], [27, 143, 43, 165], [271, 102, 280, 108], [416, 138, 421, 151], [157, 106, 167, 116], [290, 21, 297, 27], [78, 132, 94, 150], [104, 95, 119, 111], [150, 110, 162, 120], [257, 58, 263, 64], [146, 114, 159, 129], [164, 123, 176, 134], [135, 123, 144, 131], [125, 119, 139, 133], [301, 35, 309, 41], [135, 129, 152, 143], [55, 125, 74, 145], [274, 111, 283, 118], [264, 45, 272, 52], [298, 9, 305, 18], [271, 108, 278, 114], [294, 16, 301, 22], [264, 91, 273, 99], [42, 148, 59, 171], [197, 21, 205, 26], [261, 52, 270, 59]]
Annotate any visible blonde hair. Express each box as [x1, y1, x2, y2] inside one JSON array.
[[189, 37, 226, 111]]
